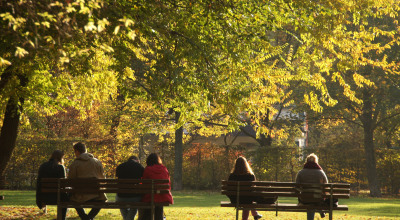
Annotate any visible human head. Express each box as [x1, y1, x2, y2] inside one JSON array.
[[232, 156, 254, 175], [128, 155, 139, 162], [306, 153, 319, 164], [50, 150, 64, 164], [146, 153, 162, 166], [73, 142, 87, 157]]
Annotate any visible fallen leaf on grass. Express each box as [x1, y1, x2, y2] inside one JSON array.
[[0, 207, 46, 220]]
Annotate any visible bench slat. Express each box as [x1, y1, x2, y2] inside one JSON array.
[[221, 186, 350, 194], [58, 201, 170, 209], [60, 179, 169, 184], [220, 201, 348, 211], [60, 188, 169, 194], [221, 191, 350, 199], [222, 181, 350, 188]]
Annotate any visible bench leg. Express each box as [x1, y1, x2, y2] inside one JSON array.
[[329, 211, 332, 220], [236, 208, 239, 220], [57, 205, 62, 220]]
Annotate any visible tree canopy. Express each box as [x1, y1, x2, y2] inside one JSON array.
[[1, 0, 400, 195]]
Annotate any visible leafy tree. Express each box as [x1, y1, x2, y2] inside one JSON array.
[[295, 1, 400, 196], [0, 0, 119, 187], [99, 0, 298, 189]]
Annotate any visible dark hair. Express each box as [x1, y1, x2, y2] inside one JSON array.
[[232, 156, 254, 175], [128, 156, 139, 162], [50, 150, 64, 164], [73, 142, 87, 154], [146, 153, 162, 166]]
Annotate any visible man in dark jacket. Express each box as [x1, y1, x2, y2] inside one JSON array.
[[116, 156, 144, 220]]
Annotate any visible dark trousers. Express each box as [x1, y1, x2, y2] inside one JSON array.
[[140, 206, 163, 220], [75, 199, 102, 220]]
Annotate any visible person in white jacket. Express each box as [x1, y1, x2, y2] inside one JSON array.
[[68, 142, 107, 220]]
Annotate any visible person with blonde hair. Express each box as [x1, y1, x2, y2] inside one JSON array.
[[227, 156, 263, 220], [296, 153, 328, 220]]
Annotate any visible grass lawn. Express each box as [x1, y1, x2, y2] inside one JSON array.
[[0, 190, 399, 219]]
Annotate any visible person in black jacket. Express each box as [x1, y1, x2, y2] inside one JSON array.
[[116, 155, 145, 220], [36, 150, 68, 220], [228, 157, 262, 220]]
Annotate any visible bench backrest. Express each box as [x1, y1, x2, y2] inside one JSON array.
[[221, 181, 350, 200], [41, 178, 170, 195]]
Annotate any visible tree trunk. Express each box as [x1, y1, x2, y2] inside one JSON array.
[[362, 90, 382, 197], [139, 136, 145, 162], [109, 92, 125, 139], [0, 97, 22, 189], [173, 111, 183, 190], [363, 125, 381, 197]]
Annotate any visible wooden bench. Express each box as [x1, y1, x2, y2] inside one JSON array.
[[221, 181, 350, 220], [41, 178, 171, 220]]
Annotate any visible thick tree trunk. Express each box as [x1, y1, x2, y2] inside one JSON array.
[[173, 111, 183, 190], [363, 124, 382, 197], [0, 97, 22, 189], [362, 90, 382, 197]]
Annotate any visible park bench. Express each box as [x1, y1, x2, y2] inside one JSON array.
[[40, 178, 171, 220], [221, 180, 350, 220]]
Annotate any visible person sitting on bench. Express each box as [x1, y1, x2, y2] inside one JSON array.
[[68, 142, 107, 220], [36, 150, 68, 220], [296, 153, 328, 220], [116, 155, 144, 220], [227, 156, 263, 220]]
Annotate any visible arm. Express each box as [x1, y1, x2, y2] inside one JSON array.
[[295, 171, 301, 183], [116, 165, 121, 179], [142, 167, 149, 179], [321, 170, 328, 184], [68, 162, 76, 179], [58, 165, 66, 178], [98, 161, 105, 179]]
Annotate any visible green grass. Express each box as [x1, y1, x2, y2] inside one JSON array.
[[0, 190, 399, 219]]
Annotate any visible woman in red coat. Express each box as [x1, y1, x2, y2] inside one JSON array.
[[141, 153, 173, 220]]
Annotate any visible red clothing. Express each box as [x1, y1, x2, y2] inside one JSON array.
[[141, 164, 173, 204]]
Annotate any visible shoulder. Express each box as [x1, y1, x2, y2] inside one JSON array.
[[117, 161, 127, 168], [228, 173, 254, 181], [69, 159, 80, 167], [135, 162, 145, 169], [92, 157, 103, 165], [39, 161, 48, 169], [297, 169, 306, 175], [296, 169, 309, 178]]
